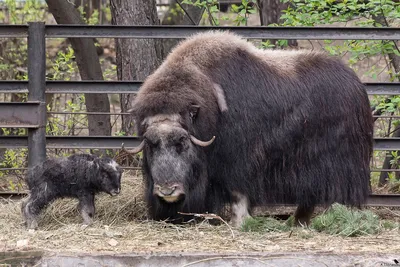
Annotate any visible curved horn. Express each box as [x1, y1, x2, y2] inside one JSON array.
[[121, 140, 145, 154], [190, 135, 216, 147]]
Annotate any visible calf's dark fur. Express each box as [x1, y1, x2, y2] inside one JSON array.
[[21, 154, 123, 229]]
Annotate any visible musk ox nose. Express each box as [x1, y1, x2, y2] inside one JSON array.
[[110, 188, 120, 196], [160, 186, 176, 196], [154, 183, 185, 203]]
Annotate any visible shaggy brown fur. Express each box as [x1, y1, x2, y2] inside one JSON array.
[[130, 31, 374, 227]]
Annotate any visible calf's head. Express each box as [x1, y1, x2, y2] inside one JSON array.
[[125, 114, 215, 204], [96, 158, 123, 196]]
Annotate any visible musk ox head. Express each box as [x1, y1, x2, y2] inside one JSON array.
[[125, 113, 215, 204], [123, 56, 228, 217]]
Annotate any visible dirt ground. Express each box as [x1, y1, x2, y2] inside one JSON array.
[[1, 172, 400, 258]]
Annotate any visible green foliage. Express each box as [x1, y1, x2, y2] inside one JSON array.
[[280, 0, 400, 107], [230, 0, 257, 26], [310, 203, 396, 237], [48, 47, 77, 81], [77, 5, 101, 25], [181, 0, 257, 26], [240, 205, 399, 236]]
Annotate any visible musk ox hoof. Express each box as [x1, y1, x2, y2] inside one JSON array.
[[25, 219, 38, 230], [293, 205, 315, 227], [80, 224, 90, 230], [230, 192, 251, 227], [230, 214, 252, 228]]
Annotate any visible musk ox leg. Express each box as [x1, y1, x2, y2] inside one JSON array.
[[21, 194, 49, 230], [78, 194, 95, 226], [230, 191, 251, 227], [294, 205, 315, 227]]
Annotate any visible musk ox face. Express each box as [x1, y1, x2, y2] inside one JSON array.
[[97, 159, 123, 196], [124, 113, 215, 204]]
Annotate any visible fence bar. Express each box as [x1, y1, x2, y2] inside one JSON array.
[[374, 138, 400, 150], [366, 194, 400, 207], [0, 25, 28, 38], [1, 81, 399, 95], [45, 25, 400, 40], [0, 102, 40, 128], [2, 24, 400, 40], [45, 80, 141, 94], [365, 83, 400, 95], [0, 136, 141, 149], [0, 135, 398, 150], [0, 81, 29, 93], [27, 22, 46, 169], [47, 111, 130, 115]]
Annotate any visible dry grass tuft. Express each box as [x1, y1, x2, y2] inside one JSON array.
[[1, 172, 400, 254]]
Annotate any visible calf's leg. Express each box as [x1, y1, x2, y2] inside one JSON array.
[[21, 192, 50, 229], [78, 194, 95, 225]]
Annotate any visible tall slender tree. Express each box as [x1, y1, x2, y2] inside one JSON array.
[[46, 0, 112, 153], [257, 0, 297, 47], [109, 0, 163, 135]]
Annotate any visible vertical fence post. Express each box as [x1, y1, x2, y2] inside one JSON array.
[[27, 22, 46, 169]]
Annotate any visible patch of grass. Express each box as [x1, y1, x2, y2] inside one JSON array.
[[241, 216, 291, 233], [381, 219, 399, 230], [310, 203, 398, 237]]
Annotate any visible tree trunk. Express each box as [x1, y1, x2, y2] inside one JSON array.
[[161, 1, 205, 57], [257, 0, 298, 48], [45, 0, 112, 149], [110, 0, 163, 135], [372, 15, 400, 186]]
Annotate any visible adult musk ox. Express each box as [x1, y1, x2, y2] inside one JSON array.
[[21, 154, 123, 229], [125, 31, 374, 227]]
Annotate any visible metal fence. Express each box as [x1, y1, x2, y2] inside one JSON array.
[[1, 22, 400, 205]]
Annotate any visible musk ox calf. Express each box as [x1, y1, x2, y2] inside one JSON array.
[[21, 154, 123, 229], [125, 31, 374, 227]]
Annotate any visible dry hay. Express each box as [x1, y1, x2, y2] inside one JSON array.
[[1, 171, 400, 255]]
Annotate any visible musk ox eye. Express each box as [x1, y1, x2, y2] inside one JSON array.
[[146, 139, 159, 149], [189, 104, 200, 123], [175, 143, 184, 154]]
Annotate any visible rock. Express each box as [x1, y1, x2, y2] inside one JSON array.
[[108, 239, 118, 247], [16, 239, 29, 248]]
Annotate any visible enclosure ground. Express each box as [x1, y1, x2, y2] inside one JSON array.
[[1, 173, 400, 266]]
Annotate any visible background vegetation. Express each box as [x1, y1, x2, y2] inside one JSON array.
[[0, 0, 399, 194]]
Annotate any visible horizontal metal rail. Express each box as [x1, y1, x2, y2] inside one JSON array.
[[0, 81, 400, 95], [44, 25, 400, 40], [366, 194, 400, 207], [0, 136, 396, 150], [0, 166, 141, 171], [0, 102, 42, 128], [0, 81, 141, 94], [0, 136, 142, 149], [47, 111, 130, 115], [374, 138, 400, 150], [1, 25, 400, 40], [0, 25, 28, 37]]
